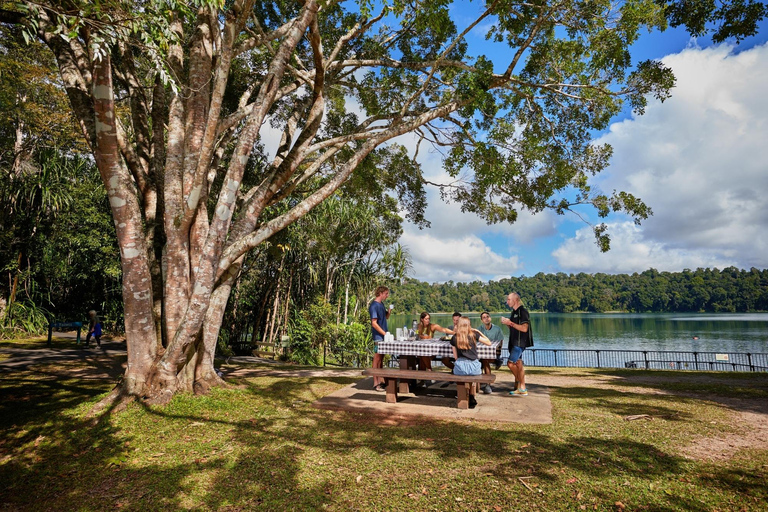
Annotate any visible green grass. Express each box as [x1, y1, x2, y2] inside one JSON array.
[[0, 336, 81, 349], [1, 358, 767, 511]]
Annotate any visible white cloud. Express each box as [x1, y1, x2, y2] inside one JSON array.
[[398, 155, 559, 282], [556, 42, 768, 273], [401, 231, 521, 282], [553, 222, 736, 273]]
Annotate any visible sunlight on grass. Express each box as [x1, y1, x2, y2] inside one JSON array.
[[1, 362, 766, 511]]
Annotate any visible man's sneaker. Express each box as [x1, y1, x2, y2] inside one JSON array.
[[509, 388, 528, 396], [374, 384, 386, 392], [494, 358, 503, 370], [469, 397, 478, 409], [482, 384, 493, 394]]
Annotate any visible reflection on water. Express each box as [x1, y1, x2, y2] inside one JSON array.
[[388, 312, 768, 353]]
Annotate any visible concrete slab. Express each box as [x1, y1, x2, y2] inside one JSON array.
[[312, 374, 551, 424]]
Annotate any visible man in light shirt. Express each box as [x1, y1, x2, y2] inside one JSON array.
[[477, 311, 504, 394]]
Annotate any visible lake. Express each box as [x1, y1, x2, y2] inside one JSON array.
[[388, 312, 768, 354]]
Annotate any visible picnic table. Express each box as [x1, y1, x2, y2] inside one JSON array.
[[376, 338, 501, 393]]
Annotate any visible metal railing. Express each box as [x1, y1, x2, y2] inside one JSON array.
[[380, 348, 768, 372], [510, 348, 768, 372], [234, 334, 768, 373]]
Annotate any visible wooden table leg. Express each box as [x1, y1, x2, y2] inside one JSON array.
[[385, 378, 398, 403], [456, 382, 469, 409], [398, 356, 416, 393]]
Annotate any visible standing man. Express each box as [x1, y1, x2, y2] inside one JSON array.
[[369, 286, 391, 392], [501, 293, 532, 396], [477, 311, 504, 394]]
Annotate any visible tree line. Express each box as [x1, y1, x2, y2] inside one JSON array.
[[391, 268, 768, 314]]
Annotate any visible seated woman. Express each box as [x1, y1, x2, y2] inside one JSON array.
[[450, 316, 491, 380], [415, 312, 454, 371]]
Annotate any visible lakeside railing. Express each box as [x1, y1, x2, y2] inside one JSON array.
[[232, 335, 768, 373], [513, 348, 768, 372], [378, 348, 768, 372]]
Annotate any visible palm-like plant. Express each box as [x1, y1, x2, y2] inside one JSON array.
[[1, 150, 76, 311]]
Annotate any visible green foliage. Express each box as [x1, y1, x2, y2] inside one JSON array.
[[0, 150, 122, 331], [287, 297, 335, 365], [222, 189, 408, 347], [0, 299, 49, 338], [664, 0, 768, 43], [325, 321, 372, 366]]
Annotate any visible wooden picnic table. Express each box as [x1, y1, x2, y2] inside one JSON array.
[[376, 338, 501, 393], [362, 367, 495, 409]]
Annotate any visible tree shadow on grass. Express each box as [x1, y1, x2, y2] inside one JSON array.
[[547, 385, 697, 420], [1, 363, 766, 511], [583, 368, 768, 415]]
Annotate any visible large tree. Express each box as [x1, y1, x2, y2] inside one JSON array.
[[0, 0, 763, 402]]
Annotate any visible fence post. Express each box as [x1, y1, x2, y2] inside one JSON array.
[[693, 352, 698, 370], [553, 350, 558, 367], [643, 351, 649, 369], [596, 350, 601, 368], [748, 353, 753, 372]]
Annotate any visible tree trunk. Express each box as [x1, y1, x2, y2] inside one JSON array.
[[7, 252, 22, 307]]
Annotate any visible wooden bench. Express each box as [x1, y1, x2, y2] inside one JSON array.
[[362, 368, 495, 409], [47, 321, 83, 346], [252, 341, 276, 359]]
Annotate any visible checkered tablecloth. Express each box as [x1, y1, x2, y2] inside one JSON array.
[[376, 338, 500, 359]]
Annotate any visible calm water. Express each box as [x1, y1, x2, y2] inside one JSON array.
[[389, 312, 768, 354]]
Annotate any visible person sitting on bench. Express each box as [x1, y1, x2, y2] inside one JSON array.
[[415, 311, 454, 371], [450, 317, 491, 407]]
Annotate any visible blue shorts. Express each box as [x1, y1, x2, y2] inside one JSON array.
[[509, 345, 525, 363], [453, 358, 482, 376]]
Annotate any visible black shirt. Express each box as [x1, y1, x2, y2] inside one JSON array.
[[450, 334, 479, 360], [508, 305, 533, 349]]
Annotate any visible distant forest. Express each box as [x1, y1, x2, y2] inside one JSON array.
[[391, 267, 768, 314]]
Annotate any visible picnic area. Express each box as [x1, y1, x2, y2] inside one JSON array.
[[1, 335, 767, 511]]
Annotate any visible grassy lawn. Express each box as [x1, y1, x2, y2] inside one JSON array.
[[1, 354, 767, 511]]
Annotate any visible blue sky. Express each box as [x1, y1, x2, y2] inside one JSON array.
[[398, 10, 768, 283]]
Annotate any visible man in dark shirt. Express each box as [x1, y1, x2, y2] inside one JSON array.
[[440, 312, 462, 370], [369, 285, 391, 392], [501, 292, 532, 395]]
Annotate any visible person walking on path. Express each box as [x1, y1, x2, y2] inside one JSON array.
[[477, 311, 504, 394], [85, 310, 103, 348], [369, 286, 391, 392], [501, 293, 532, 395]]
